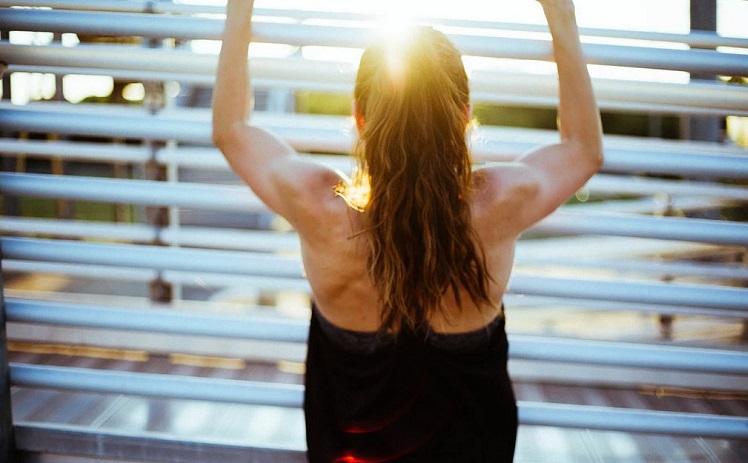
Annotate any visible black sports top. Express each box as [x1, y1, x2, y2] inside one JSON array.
[[304, 304, 517, 463]]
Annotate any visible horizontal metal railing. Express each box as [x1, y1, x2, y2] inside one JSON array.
[[6, 298, 748, 374], [4, 237, 747, 312], [4, 216, 748, 282], [2, 7, 748, 77], [3, 105, 748, 178], [4, 44, 747, 116], [8, 363, 748, 439], [2, 173, 747, 245], [4, 0, 748, 52]]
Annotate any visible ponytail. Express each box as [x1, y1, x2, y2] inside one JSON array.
[[337, 27, 494, 332]]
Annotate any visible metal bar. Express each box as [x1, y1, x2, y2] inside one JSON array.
[[6, 259, 745, 318], [2, 8, 747, 75], [0, 172, 265, 212], [2, 0, 747, 51], [536, 210, 748, 246], [507, 273, 748, 312], [4, 217, 748, 281], [0, 0, 150, 13], [2, 260, 312, 293], [0, 237, 304, 279], [501, 294, 748, 319], [9, 364, 748, 438], [0, 217, 158, 243], [6, 299, 309, 343], [0, 104, 353, 152], [0, 138, 151, 164], [3, 104, 747, 178], [1, 140, 746, 202], [0, 217, 301, 252], [3, 173, 746, 245], [10, 363, 304, 408], [4, 44, 747, 117], [7, 298, 748, 374], [518, 401, 748, 439], [0, 139, 353, 172], [3, 237, 747, 311], [1, 137, 746, 199], [585, 174, 748, 201]]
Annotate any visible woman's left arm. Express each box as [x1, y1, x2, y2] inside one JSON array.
[[212, 0, 337, 224]]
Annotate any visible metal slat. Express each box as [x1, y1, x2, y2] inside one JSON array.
[[11, 363, 304, 407], [10, 364, 748, 438], [0, 172, 265, 213], [3, 43, 747, 117], [6, 298, 748, 375], [6, 299, 310, 344], [3, 105, 748, 178], [517, 402, 748, 440], [2, 8, 747, 76], [3, 173, 747, 246], [3, 217, 748, 281], [2, 140, 748, 201], [3, 237, 747, 311], [2, 0, 748, 51], [0, 237, 304, 279]]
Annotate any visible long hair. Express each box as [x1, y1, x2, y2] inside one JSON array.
[[337, 27, 494, 332]]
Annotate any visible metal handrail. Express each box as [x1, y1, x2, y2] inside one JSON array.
[[7, 298, 748, 374], [2, 0, 748, 51], [2, 139, 747, 200], [3, 43, 748, 116], [2, 173, 746, 245], [3, 260, 312, 293], [9, 363, 748, 438], [6, 216, 748, 283], [517, 402, 748, 439], [2, 8, 747, 75], [3, 237, 747, 311], [0, 217, 301, 252], [2, 105, 748, 178]]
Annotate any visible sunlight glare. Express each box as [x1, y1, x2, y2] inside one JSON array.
[[380, 0, 418, 38]]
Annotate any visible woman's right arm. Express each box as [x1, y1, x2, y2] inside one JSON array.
[[484, 0, 603, 232]]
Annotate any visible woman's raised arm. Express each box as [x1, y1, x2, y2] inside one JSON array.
[[483, 0, 603, 233], [212, 0, 337, 226]]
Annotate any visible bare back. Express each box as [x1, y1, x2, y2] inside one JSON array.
[[298, 167, 521, 335]]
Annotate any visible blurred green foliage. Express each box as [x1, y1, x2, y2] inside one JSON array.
[[295, 91, 352, 116], [295, 92, 683, 139]]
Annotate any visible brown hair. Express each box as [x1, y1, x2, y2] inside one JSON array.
[[337, 27, 494, 332]]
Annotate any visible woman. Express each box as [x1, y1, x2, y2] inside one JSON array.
[[213, 0, 602, 461]]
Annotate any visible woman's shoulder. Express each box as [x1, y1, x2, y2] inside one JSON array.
[[470, 164, 541, 221]]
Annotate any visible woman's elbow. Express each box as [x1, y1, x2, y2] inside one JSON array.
[[212, 127, 227, 150], [211, 120, 240, 151]]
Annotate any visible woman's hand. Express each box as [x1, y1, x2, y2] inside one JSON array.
[[536, 0, 577, 28], [535, 0, 575, 10]]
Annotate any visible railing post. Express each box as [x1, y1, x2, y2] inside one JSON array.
[[685, 0, 721, 142], [143, 2, 176, 304], [0, 34, 21, 219], [0, 245, 17, 462]]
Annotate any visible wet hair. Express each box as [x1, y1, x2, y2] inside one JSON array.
[[336, 27, 495, 332]]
